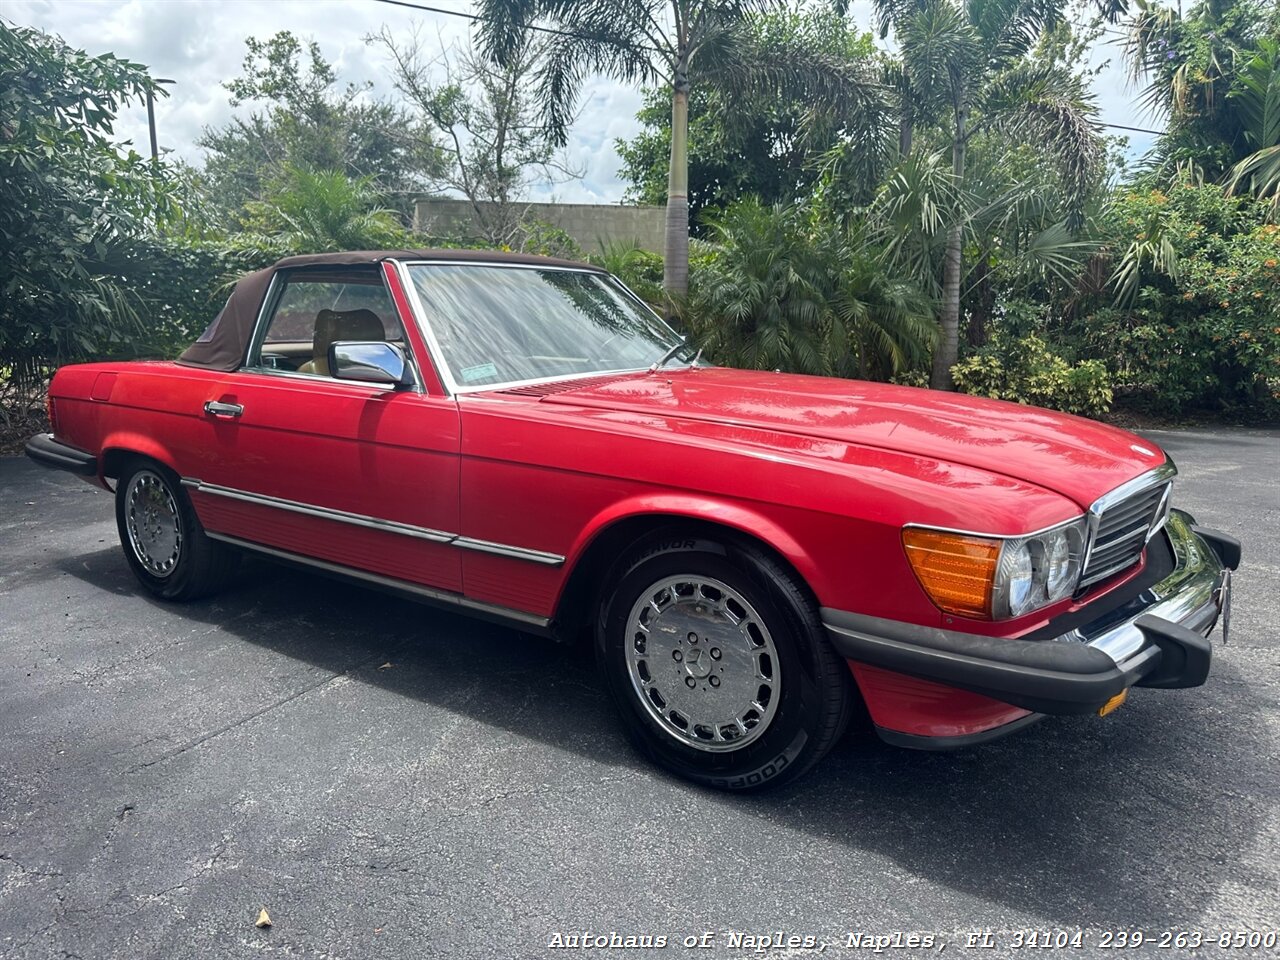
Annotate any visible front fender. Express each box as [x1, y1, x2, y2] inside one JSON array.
[[565, 493, 827, 599]]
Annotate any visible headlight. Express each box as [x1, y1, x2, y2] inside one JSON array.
[[903, 518, 1086, 620]]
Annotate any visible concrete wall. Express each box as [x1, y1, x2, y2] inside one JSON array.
[[414, 198, 665, 255]]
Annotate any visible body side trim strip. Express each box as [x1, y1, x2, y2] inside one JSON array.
[[182, 478, 565, 565], [182, 479, 454, 543], [451, 536, 565, 565], [204, 532, 552, 631]]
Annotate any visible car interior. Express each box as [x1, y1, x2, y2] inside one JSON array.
[[254, 268, 405, 377]]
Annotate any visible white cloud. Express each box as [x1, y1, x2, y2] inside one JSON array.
[[6, 0, 1161, 202]]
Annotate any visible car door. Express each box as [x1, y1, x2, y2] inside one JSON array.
[[185, 263, 463, 594]]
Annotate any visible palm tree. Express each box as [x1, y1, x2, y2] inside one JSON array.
[[476, 0, 884, 305], [687, 199, 937, 379], [1122, 0, 1280, 211], [1226, 37, 1280, 214], [240, 166, 410, 253], [870, 0, 1105, 388]]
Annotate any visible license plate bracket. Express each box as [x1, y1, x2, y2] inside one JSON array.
[[1214, 568, 1232, 646]]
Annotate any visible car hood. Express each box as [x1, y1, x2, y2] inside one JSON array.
[[532, 368, 1166, 509]]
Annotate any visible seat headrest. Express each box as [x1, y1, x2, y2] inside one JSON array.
[[314, 309, 385, 352]]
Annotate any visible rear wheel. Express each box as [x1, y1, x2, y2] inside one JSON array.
[[596, 531, 854, 791], [115, 461, 238, 601]]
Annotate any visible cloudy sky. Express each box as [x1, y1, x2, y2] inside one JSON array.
[[7, 0, 1163, 203]]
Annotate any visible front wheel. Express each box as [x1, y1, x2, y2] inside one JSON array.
[[115, 461, 239, 601], [596, 531, 854, 791]]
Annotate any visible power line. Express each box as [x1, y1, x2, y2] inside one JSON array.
[[1099, 121, 1164, 134], [369, 0, 659, 50], [370, 0, 1165, 137]]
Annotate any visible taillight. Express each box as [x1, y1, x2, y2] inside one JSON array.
[[46, 395, 58, 434]]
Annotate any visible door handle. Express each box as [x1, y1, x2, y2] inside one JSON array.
[[204, 400, 243, 419]]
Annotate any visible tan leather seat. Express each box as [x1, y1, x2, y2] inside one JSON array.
[[297, 309, 385, 376]]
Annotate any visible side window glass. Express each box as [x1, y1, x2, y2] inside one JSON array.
[[249, 276, 401, 376]]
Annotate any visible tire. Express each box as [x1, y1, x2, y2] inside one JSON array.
[[114, 460, 239, 601], [595, 529, 854, 791]]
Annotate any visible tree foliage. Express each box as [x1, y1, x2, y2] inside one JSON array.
[[370, 26, 580, 246], [1226, 37, 1280, 214], [865, 0, 1105, 388], [238, 165, 415, 253], [1072, 182, 1280, 413], [198, 31, 445, 223], [0, 21, 226, 386], [684, 199, 937, 379], [476, 0, 886, 300], [1124, 0, 1280, 182], [952, 328, 1113, 417], [615, 10, 885, 228]]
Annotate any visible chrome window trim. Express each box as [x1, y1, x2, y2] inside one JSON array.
[[204, 531, 552, 631], [243, 271, 284, 369], [391, 258, 684, 397], [230, 365, 423, 394], [183, 478, 565, 566], [241, 269, 424, 393], [394, 259, 455, 396]]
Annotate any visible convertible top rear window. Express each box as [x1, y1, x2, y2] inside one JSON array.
[[405, 264, 684, 389]]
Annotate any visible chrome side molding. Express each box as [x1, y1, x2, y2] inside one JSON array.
[[182, 478, 565, 566]]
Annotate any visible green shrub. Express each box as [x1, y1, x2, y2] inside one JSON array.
[[512, 219, 584, 260], [952, 332, 1114, 417], [0, 23, 178, 386], [589, 240, 665, 308], [1076, 183, 1280, 415], [683, 199, 937, 379]]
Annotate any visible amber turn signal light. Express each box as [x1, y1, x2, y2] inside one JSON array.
[[902, 528, 1001, 619], [1097, 689, 1128, 716]]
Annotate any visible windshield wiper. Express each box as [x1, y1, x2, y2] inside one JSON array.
[[648, 337, 687, 373]]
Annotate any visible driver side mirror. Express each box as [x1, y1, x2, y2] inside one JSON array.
[[328, 341, 414, 389]]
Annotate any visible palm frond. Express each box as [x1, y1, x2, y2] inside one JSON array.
[[980, 63, 1104, 230], [898, 2, 981, 109], [1226, 37, 1280, 213]]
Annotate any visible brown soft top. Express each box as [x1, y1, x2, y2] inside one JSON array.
[[177, 248, 601, 371]]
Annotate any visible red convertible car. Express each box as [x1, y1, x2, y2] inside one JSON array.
[[26, 250, 1240, 790]]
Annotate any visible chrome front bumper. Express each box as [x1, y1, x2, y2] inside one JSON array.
[[821, 510, 1239, 716], [1065, 510, 1231, 674]]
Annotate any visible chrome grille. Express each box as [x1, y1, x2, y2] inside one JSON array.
[[1079, 463, 1175, 588]]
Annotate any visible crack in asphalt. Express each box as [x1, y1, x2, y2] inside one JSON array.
[[0, 853, 63, 881], [124, 649, 396, 776]]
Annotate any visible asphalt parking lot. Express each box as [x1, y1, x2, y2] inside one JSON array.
[[1, 427, 1277, 960]]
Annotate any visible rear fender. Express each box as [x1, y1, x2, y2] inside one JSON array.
[[100, 433, 182, 483]]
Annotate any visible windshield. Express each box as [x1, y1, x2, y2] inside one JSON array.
[[405, 263, 688, 389]]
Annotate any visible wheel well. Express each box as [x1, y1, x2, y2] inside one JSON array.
[[552, 514, 815, 643], [101, 448, 154, 481]]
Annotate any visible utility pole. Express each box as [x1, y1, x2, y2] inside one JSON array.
[[146, 79, 174, 162], [146, 90, 158, 161]]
